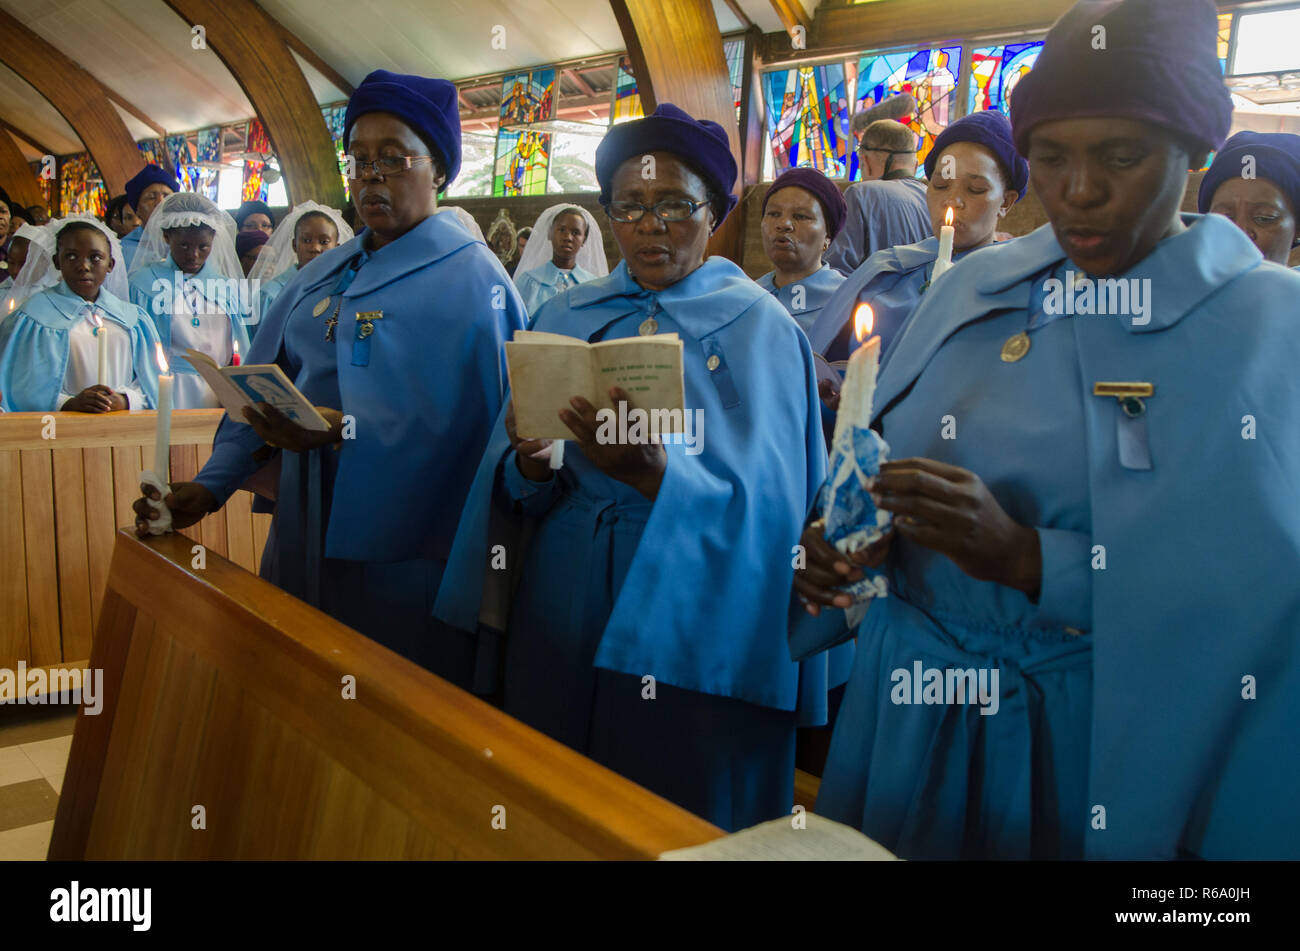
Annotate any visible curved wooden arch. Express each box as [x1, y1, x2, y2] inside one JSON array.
[[0, 131, 46, 208], [161, 0, 346, 208], [0, 10, 142, 196], [609, 0, 745, 261]]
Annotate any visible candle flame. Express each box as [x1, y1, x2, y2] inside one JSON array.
[[154, 342, 169, 374], [944, 206, 954, 227], [232, 338, 240, 355], [853, 302, 874, 342]]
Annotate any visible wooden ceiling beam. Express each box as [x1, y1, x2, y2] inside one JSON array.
[[253, 0, 356, 97], [0, 9, 142, 194], [0, 117, 59, 161], [0, 129, 47, 207]]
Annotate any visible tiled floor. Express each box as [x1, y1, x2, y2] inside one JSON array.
[[0, 705, 77, 860]]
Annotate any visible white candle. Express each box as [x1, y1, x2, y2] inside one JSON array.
[[91, 310, 107, 386], [549, 439, 565, 470], [154, 343, 173, 482], [932, 206, 955, 281], [831, 303, 881, 444]]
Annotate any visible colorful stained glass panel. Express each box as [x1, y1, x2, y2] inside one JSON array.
[[499, 69, 557, 128], [59, 153, 107, 216], [850, 46, 961, 178], [493, 129, 551, 196], [967, 42, 1043, 116], [613, 56, 643, 124], [725, 38, 745, 119], [763, 64, 852, 177]]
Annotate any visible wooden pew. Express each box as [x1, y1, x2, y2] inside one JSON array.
[[0, 410, 271, 674], [48, 531, 724, 859]]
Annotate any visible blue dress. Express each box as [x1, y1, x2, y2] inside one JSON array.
[[791, 214, 1300, 860], [193, 212, 527, 686], [0, 281, 160, 412], [254, 263, 298, 342], [514, 260, 598, 315], [437, 257, 849, 831], [120, 225, 143, 270], [825, 177, 932, 276], [754, 263, 845, 337]]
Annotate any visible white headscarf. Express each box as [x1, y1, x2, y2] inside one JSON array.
[[435, 205, 487, 244], [129, 191, 241, 280], [2, 220, 60, 314], [512, 204, 608, 283], [248, 200, 354, 284]]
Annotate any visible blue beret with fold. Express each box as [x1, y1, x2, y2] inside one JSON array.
[[763, 167, 848, 239], [925, 110, 1030, 200], [595, 102, 739, 230], [125, 164, 178, 211], [1198, 131, 1300, 222], [1010, 0, 1232, 158], [344, 70, 462, 186]]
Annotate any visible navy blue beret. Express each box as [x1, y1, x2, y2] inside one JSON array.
[[125, 164, 178, 211], [763, 167, 848, 239], [1198, 131, 1300, 222], [1010, 0, 1232, 158], [344, 70, 462, 186], [925, 110, 1029, 200], [595, 102, 739, 230]]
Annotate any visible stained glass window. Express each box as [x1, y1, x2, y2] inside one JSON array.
[[499, 69, 557, 128], [242, 119, 272, 202], [763, 64, 852, 177], [321, 103, 349, 197], [59, 153, 107, 216], [725, 38, 745, 119], [967, 42, 1043, 116], [29, 161, 53, 208], [493, 129, 551, 196], [194, 127, 221, 201], [851, 46, 961, 177], [612, 56, 643, 124], [166, 133, 202, 193], [136, 139, 166, 169], [1217, 12, 1233, 73]]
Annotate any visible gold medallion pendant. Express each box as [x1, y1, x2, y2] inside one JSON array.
[[312, 296, 332, 317], [1001, 331, 1031, 362], [638, 317, 659, 336]]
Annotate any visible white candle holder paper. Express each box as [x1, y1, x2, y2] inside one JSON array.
[[814, 419, 892, 610], [138, 470, 174, 535]]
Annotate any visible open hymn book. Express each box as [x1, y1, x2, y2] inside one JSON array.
[[184, 349, 330, 431], [504, 330, 686, 440]]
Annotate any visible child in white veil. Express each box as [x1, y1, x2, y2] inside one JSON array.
[[0, 216, 161, 413], [248, 201, 354, 334], [1, 221, 60, 317], [512, 204, 607, 315], [126, 191, 251, 409]]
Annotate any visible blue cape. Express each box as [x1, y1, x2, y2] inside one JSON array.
[[0, 281, 160, 412], [436, 256, 849, 717], [794, 214, 1300, 859]]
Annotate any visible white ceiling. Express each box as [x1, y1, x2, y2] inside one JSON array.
[[0, 0, 796, 159]]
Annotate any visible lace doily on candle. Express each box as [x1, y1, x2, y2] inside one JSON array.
[[815, 420, 892, 612]]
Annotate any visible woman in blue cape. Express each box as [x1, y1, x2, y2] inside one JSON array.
[[1199, 131, 1300, 269], [754, 167, 847, 336], [793, 0, 1300, 860], [807, 109, 1027, 365], [0, 218, 159, 412], [133, 70, 527, 687], [436, 103, 847, 832]]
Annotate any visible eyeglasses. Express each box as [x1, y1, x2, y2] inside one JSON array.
[[605, 198, 710, 223], [345, 154, 435, 180]]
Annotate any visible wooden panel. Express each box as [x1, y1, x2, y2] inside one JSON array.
[[0, 450, 30, 668], [82, 447, 116, 632], [609, 0, 745, 263], [161, 0, 346, 208], [0, 411, 270, 669], [52, 532, 724, 860], [20, 450, 61, 666], [52, 448, 93, 662], [0, 10, 143, 194]]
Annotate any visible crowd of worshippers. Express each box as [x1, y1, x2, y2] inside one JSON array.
[[1, 0, 1298, 860]]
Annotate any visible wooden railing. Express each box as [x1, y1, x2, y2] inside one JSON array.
[[0, 410, 270, 671], [50, 532, 723, 859]]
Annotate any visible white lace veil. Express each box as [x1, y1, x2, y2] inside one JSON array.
[[435, 204, 487, 244], [512, 204, 608, 284], [248, 200, 354, 284], [128, 191, 241, 280], [3, 221, 60, 315]]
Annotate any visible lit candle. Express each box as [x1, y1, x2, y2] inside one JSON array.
[[831, 303, 881, 444], [90, 309, 107, 386], [231, 337, 241, 367], [932, 206, 955, 281], [153, 343, 173, 482]]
